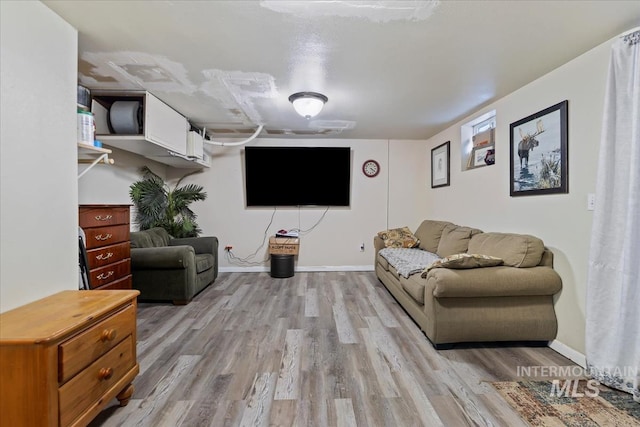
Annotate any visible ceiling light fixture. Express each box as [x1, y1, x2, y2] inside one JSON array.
[[288, 92, 328, 119]]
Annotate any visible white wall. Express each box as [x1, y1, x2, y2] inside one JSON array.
[[78, 147, 167, 207], [78, 138, 401, 270], [189, 138, 393, 270], [388, 140, 430, 230], [421, 34, 619, 356], [0, 2, 78, 312]]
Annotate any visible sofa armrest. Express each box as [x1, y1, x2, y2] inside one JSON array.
[[170, 236, 218, 255], [425, 266, 562, 298], [373, 235, 386, 262], [131, 246, 195, 269]]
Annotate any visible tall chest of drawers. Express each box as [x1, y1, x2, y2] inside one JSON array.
[[0, 290, 140, 427], [79, 204, 132, 290]]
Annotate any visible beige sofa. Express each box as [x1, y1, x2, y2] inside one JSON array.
[[374, 220, 562, 349]]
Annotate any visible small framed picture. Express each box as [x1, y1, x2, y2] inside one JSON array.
[[431, 141, 450, 188], [510, 100, 568, 197]]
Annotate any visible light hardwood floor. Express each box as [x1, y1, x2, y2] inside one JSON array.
[[90, 271, 575, 426]]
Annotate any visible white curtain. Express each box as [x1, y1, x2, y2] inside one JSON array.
[[586, 28, 640, 403]]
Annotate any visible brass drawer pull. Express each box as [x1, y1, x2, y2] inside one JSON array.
[[95, 233, 113, 241], [100, 329, 117, 342], [94, 215, 113, 221], [97, 271, 114, 280], [96, 252, 113, 261], [98, 367, 114, 381]]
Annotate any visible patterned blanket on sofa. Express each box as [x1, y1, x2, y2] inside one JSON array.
[[379, 248, 441, 278]]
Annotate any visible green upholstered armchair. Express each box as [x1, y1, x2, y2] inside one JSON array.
[[129, 227, 218, 305]]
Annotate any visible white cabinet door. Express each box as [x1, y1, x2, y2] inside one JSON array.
[[144, 93, 188, 155]]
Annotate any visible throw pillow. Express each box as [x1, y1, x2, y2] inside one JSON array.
[[467, 232, 544, 267], [421, 253, 503, 277], [377, 226, 420, 248], [413, 220, 453, 253], [436, 225, 474, 257]]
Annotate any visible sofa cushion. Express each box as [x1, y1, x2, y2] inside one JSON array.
[[421, 253, 503, 277], [378, 248, 440, 278], [414, 220, 453, 253], [400, 275, 426, 305], [147, 227, 172, 246], [377, 253, 390, 271], [130, 231, 153, 249], [436, 225, 475, 257], [195, 253, 215, 274], [467, 232, 545, 267], [377, 226, 419, 248]]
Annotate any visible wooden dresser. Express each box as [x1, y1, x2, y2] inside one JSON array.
[[0, 290, 140, 427], [79, 204, 132, 290]]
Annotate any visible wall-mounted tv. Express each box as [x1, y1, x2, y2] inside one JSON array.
[[244, 146, 351, 207]]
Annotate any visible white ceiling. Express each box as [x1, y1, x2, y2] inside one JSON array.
[[45, 0, 640, 140]]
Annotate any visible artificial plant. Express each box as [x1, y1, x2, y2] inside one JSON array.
[[129, 166, 207, 238]]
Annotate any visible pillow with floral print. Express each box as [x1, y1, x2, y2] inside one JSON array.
[[377, 226, 420, 248]]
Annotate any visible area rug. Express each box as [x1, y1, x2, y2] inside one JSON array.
[[492, 380, 640, 426]]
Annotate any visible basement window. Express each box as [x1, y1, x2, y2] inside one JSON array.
[[461, 110, 496, 171]]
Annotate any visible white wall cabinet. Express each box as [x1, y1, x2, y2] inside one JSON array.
[[92, 91, 208, 168]]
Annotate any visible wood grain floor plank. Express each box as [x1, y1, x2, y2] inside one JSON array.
[[434, 366, 505, 427], [122, 355, 202, 426], [274, 329, 303, 400], [191, 295, 231, 330], [181, 373, 234, 427], [154, 400, 194, 426], [304, 287, 319, 317], [334, 398, 357, 427], [358, 273, 401, 328], [359, 327, 400, 398], [238, 372, 277, 427], [88, 271, 580, 427]]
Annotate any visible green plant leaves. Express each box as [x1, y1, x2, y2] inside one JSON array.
[[129, 166, 207, 238]]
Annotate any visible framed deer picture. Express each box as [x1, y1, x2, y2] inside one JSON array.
[[509, 100, 568, 196]]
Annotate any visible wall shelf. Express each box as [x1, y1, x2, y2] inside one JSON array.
[[77, 143, 114, 179], [91, 90, 209, 169]]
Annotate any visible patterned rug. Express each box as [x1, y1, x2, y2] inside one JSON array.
[[492, 380, 640, 426]]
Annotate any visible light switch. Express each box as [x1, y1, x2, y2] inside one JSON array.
[[587, 193, 596, 211]]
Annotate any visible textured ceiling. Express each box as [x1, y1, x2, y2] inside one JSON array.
[[45, 0, 640, 140]]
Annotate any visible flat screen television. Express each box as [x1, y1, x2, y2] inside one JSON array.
[[244, 146, 351, 207]]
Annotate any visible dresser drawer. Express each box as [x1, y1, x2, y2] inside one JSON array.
[[95, 275, 132, 291], [89, 259, 131, 288], [84, 224, 130, 249], [58, 336, 135, 427], [80, 206, 130, 228], [59, 304, 136, 383], [87, 242, 130, 269], [0, 291, 139, 427]]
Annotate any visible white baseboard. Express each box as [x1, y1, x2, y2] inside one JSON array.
[[548, 339, 586, 368], [218, 265, 375, 273]]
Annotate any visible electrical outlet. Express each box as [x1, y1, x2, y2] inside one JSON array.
[[360, 243, 365, 252], [587, 193, 595, 211]]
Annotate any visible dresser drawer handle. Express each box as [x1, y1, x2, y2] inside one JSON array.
[[94, 215, 113, 221], [98, 367, 114, 381], [100, 329, 117, 342], [97, 271, 114, 280], [96, 252, 113, 261], [95, 233, 113, 241]]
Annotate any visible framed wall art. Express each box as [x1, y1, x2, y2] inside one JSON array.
[[510, 100, 568, 197], [431, 141, 450, 188]]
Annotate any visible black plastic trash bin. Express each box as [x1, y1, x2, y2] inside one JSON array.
[[271, 254, 294, 278]]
